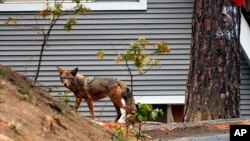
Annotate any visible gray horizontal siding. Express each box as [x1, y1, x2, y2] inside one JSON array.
[[1, 0, 250, 120], [240, 56, 250, 118], [0, 0, 192, 120]]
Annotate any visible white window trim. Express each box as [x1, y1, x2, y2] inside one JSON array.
[[0, 0, 147, 11], [240, 13, 250, 64], [135, 96, 185, 104]]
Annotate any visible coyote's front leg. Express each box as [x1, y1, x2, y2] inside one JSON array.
[[86, 98, 95, 119], [74, 97, 82, 111]]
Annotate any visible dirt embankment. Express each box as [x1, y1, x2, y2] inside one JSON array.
[[1, 65, 250, 141], [0, 65, 112, 141]]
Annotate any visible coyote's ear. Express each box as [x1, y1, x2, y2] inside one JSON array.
[[71, 67, 78, 76], [57, 66, 64, 75]]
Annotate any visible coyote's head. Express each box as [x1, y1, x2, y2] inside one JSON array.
[[57, 66, 78, 87]]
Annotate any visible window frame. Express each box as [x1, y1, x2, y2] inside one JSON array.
[[0, 0, 147, 11]]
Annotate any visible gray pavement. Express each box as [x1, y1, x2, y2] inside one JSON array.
[[168, 133, 229, 141], [143, 118, 250, 141], [143, 118, 250, 131]]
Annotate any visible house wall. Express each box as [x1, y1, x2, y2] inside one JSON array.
[[240, 56, 250, 118], [0, 0, 250, 120]]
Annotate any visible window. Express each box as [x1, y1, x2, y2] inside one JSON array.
[[0, 0, 146, 11]]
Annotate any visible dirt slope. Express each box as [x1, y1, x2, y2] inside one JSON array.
[[0, 65, 112, 141]]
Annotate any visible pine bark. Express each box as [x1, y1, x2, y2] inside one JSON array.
[[183, 0, 241, 122]]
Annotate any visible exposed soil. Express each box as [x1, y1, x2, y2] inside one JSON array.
[[0, 65, 250, 141], [0, 65, 112, 141]]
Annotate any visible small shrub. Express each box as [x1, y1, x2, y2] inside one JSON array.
[[18, 87, 32, 100], [59, 90, 71, 104], [0, 69, 16, 85], [9, 120, 22, 131], [130, 103, 163, 141], [110, 123, 131, 141], [0, 70, 7, 77]]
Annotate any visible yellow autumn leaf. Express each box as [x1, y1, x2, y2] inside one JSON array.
[[4, 17, 17, 26], [96, 50, 105, 59], [115, 53, 122, 64]]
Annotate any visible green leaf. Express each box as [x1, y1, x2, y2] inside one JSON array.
[[74, 4, 91, 15], [138, 115, 145, 122], [64, 25, 72, 31], [150, 111, 158, 120], [130, 103, 163, 122], [64, 17, 77, 31], [97, 50, 105, 59]]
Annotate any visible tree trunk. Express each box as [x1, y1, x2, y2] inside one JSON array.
[[183, 0, 241, 122]]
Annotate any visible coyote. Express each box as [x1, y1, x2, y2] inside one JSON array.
[[57, 66, 137, 121]]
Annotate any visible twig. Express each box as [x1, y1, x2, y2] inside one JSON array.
[[34, 0, 65, 83]]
